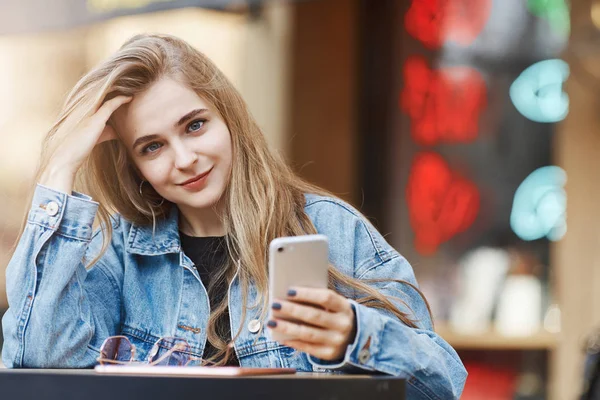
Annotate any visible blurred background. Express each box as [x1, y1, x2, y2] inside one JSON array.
[[0, 0, 598, 398]]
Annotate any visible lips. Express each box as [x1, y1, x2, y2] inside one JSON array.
[[178, 168, 213, 186]]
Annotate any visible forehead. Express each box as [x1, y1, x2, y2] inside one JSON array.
[[112, 78, 210, 141]]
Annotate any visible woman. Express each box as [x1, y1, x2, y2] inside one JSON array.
[[1, 34, 466, 399]]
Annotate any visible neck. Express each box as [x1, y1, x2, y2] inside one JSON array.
[[177, 204, 226, 237]]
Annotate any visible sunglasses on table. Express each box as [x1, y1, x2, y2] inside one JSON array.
[[97, 335, 207, 366]]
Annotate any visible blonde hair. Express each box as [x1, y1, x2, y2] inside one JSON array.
[[31, 34, 430, 365]]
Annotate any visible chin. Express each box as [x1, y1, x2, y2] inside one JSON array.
[[180, 189, 225, 210]]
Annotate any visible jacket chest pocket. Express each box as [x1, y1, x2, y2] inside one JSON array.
[[119, 325, 160, 362], [236, 341, 313, 372], [277, 345, 314, 371]]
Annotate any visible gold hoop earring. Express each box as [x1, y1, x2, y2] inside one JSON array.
[[139, 180, 165, 208]]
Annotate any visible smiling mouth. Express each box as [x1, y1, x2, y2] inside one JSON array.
[[178, 168, 213, 186]]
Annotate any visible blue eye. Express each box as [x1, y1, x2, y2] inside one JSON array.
[[142, 142, 162, 154], [187, 119, 205, 133]]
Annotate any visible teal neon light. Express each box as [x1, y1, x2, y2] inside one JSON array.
[[510, 59, 569, 123], [510, 166, 567, 241]]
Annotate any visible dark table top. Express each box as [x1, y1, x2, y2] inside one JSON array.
[[0, 368, 406, 400]]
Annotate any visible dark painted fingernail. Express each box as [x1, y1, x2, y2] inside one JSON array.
[[287, 289, 297, 297], [267, 320, 277, 328], [271, 302, 282, 310]]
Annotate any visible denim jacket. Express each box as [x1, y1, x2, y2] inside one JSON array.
[[2, 184, 466, 399]]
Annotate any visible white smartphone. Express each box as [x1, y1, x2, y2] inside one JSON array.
[[268, 234, 329, 342]]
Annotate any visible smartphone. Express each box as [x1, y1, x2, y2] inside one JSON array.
[[268, 234, 329, 342]]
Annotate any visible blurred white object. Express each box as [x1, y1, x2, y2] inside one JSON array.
[[495, 275, 542, 336], [543, 303, 561, 334], [449, 247, 511, 334]]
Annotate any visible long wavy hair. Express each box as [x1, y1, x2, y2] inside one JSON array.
[[31, 34, 430, 365]]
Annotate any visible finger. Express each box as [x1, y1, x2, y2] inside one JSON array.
[[281, 340, 342, 361], [267, 318, 332, 344], [271, 300, 348, 331], [96, 95, 132, 121], [287, 287, 351, 313]]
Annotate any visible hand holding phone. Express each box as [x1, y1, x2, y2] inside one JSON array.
[[268, 235, 329, 342], [267, 235, 357, 361]]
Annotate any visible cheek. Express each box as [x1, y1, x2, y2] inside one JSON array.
[[215, 130, 233, 167], [217, 144, 233, 182], [201, 128, 232, 170], [139, 161, 171, 186], [221, 140, 233, 167]]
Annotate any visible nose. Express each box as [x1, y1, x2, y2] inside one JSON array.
[[173, 142, 198, 170]]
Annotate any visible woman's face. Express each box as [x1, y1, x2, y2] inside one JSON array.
[[112, 77, 233, 211]]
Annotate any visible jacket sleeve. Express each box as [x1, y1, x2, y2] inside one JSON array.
[[1, 184, 123, 368], [306, 201, 467, 400]]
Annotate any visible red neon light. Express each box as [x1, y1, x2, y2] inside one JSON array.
[[406, 152, 480, 255], [400, 56, 487, 146], [405, 0, 492, 49]]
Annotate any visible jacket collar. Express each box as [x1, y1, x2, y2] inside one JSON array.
[[124, 194, 317, 256], [125, 205, 182, 256]]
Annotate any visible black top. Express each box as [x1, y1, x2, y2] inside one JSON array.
[[179, 232, 239, 366]]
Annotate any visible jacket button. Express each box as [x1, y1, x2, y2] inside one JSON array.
[[248, 319, 261, 334], [46, 201, 59, 217], [358, 348, 370, 364]]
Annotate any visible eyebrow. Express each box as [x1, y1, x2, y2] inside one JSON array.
[[175, 108, 209, 128], [131, 108, 209, 151]]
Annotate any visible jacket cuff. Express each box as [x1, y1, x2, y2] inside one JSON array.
[[27, 184, 99, 241], [308, 299, 382, 372]]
